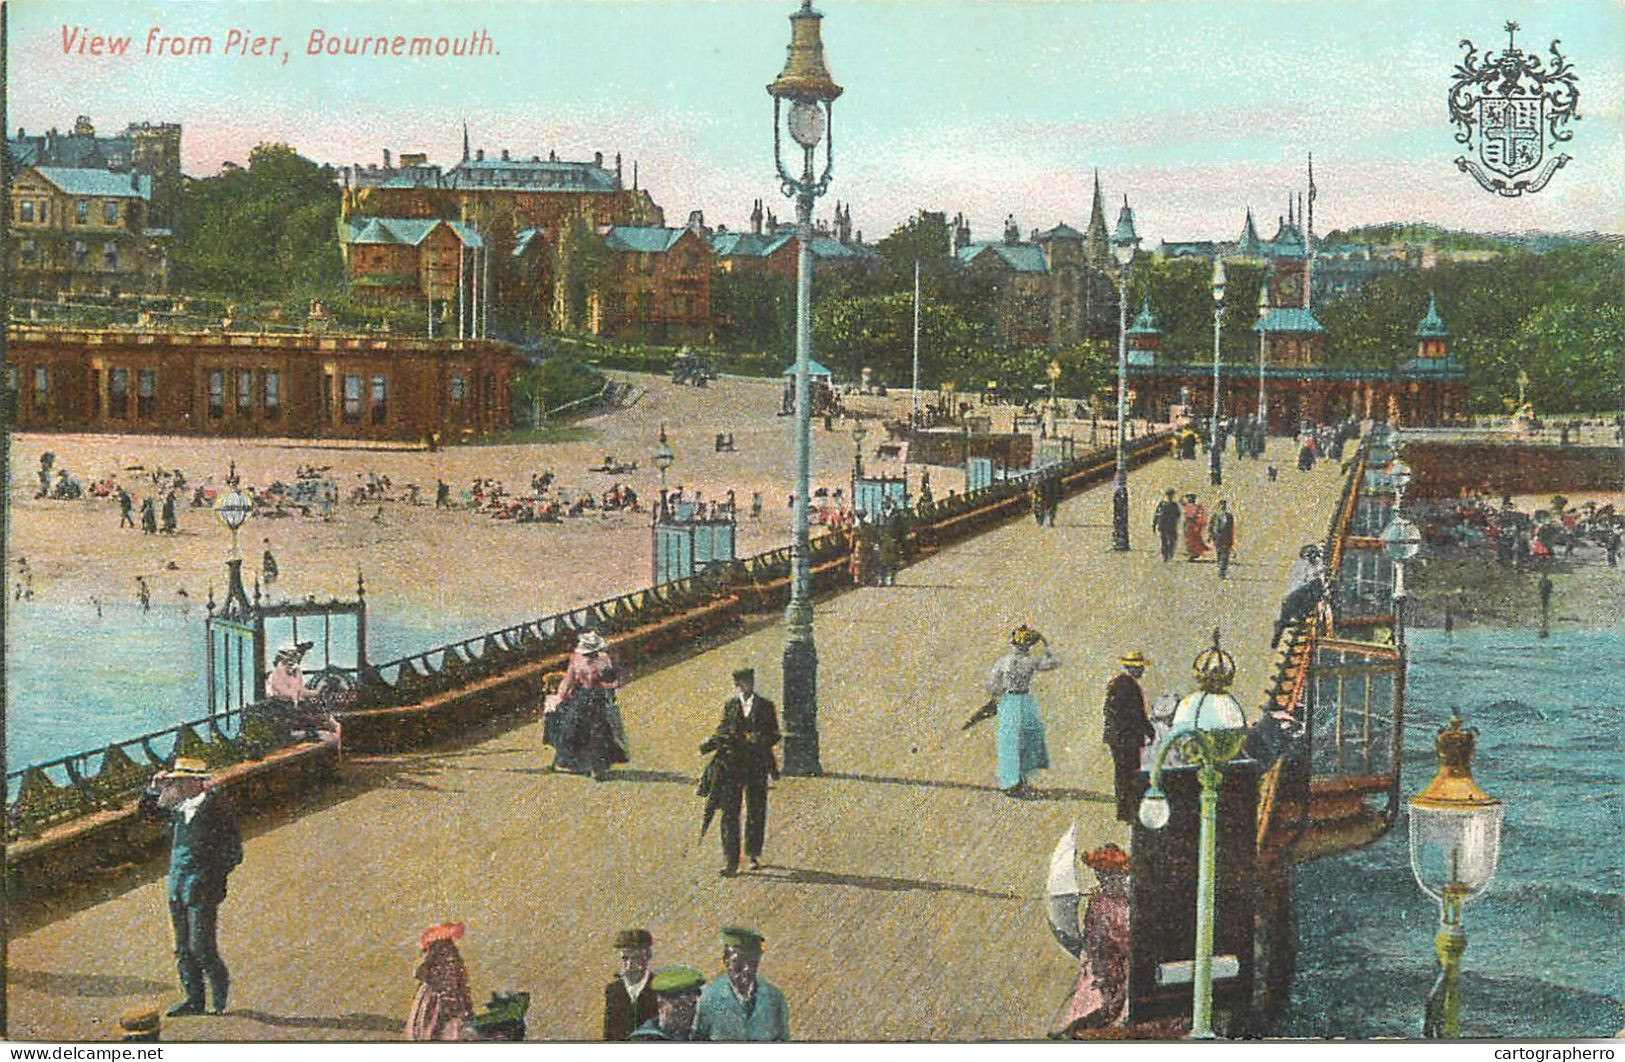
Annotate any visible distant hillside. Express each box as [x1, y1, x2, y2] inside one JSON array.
[[1324, 223, 1624, 254]]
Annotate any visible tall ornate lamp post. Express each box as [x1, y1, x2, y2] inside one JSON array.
[[1381, 511, 1421, 649], [1409, 716, 1503, 1038], [850, 421, 867, 480], [1047, 359, 1062, 439], [654, 424, 675, 513], [1110, 197, 1140, 552], [1209, 258, 1227, 487], [1138, 630, 1249, 1038], [213, 461, 255, 614], [1256, 282, 1270, 435], [769, 0, 841, 776]]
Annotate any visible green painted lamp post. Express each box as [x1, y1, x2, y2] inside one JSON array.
[[769, 0, 841, 776], [654, 424, 675, 510], [212, 460, 255, 616], [1209, 258, 1227, 487], [1137, 629, 1249, 1038], [1110, 197, 1139, 552], [1408, 716, 1503, 1038], [1255, 282, 1270, 433]]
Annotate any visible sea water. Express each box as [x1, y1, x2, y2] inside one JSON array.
[[4, 600, 487, 776], [1279, 627, 1625, 1038]]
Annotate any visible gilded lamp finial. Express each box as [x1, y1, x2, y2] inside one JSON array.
[[1192, 627, 1237, 693]]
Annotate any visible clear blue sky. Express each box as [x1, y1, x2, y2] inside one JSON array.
[[12, 1, 1624, 242]]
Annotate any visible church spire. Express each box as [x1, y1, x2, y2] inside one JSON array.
[[1085, 168, 1110, 263]]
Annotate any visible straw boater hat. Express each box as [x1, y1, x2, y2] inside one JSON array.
[[161, 756, 211, 780], [117, 1005, 161, 1042], [576, 630, 608, 654], [1118, 650, 1151, 669], [419, 922, 465, 951]]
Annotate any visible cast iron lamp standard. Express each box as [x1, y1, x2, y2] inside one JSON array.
[[654, 424, 675, 515], [1408, 716, 1503, 1038], [1209, 258, 1227, 487], [851, 422, 867, 481], [1110, 197, 1140, 552], [1047, 359, 1062, 440], [1138, 630, 1248, 1039], [212, 460, 255, 614], [1255, 282, 1270, 436], [768, 0, 841, 776]]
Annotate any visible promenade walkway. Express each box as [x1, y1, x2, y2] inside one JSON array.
[[6, 440, 1348, 1042]]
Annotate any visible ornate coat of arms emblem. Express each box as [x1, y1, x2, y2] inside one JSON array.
[[1448, 21, 1581, 196]]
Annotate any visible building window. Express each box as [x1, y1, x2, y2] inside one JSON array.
[[73, 240, 89, 268], [343, 374, 362, 422], [451, 375, 466, 402], [208, 370, 225, 419], [371, 376, 388, 424], [104, 242, 119, 271], [76, 199, 89, 224], [321, 372, 334, 421], [90, 368, 102, 416], [264, 371, 281, 419], [137, 369, 156, 418], [18, 200, 34, 223], [37, 200, 48, 222], [109, 368, 130, 419], [237, 370, 253, 414], [20, 238, 36, 266], [33, 366, 49, 413], [104, 200, 119, 224]]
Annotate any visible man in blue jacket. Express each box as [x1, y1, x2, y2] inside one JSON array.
[[692, 927, 789, 1041], [138, 757, 243, 1017]]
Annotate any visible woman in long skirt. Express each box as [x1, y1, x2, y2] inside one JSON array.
[[1182, 494, 1209, 560], [408, 922, 473, 1042], [1052, 844, 1133, 1036], [987, 625, 1061, 796], [544, 630, 629, 780]]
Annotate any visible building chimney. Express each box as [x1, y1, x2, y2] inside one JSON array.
[[615, 152, 623, 184], [1003, 214, 1020, 245], [383, 148, 391, 169], [594, 150, 604, 167], [476, 148, 485, 161], [751, 198, 764, 235]]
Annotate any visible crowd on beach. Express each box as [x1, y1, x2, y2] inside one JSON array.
[[1412, 493, 1623, 568]]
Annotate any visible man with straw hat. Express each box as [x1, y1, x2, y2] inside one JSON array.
[[1103, 652, 1155, 823], [137, 757, 243, 1016]]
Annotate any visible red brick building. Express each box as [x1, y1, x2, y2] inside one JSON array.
[[6, 327, 515, 442]]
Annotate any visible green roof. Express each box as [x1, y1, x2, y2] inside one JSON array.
[[32, 166, 151, 199], [1254, 307, 1327, 334], [605, 226, 689, 253], [1126, 298, 1161, 336], [956, 242, 1048, 273], [1397, 356, 1465, 378], [1035, 222, 1083, 242], [341, 216, 485, 249], [1415, 295, 1450, 339], [783, 358, 834, 378]]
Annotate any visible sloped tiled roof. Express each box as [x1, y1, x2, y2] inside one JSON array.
[[956, 242, 1048, 274], [513, 227, 544, 258], [1415, 295, 1450, 339], [32, 166, 151, 199], [1035, 222, 1084, 242], [1397, 356, 1465, 378], [783, 358, 834, 377], [447, 157, 618, 193], [604, 226, 689, 254], [339, 216, 484, 249], [1126, 299, 1161, 336], [1253, 307, 1327, 334]]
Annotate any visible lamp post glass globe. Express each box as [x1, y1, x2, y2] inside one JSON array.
[[1139, 789, 1172, 829], [787, 99, 826, 149], [1381, 515, 1423, 563], [1211, 258, 1227, 304]]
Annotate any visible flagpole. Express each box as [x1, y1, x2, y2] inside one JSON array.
[[1305, 152, 1316, 312], [911, 259, 921, 425]]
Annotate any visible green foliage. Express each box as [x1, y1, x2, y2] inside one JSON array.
[[552, 212, 609, 332], [1323, 224, 1512, 253], [810, 290, 987, 385], [712, 270, 793, 355], [173, 144, 344, 297], [514, 356, 607, 413]]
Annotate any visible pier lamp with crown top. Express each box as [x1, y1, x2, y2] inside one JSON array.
[[1110, 196, 1140, 552], [212, 461, 255, 616], [654, 424, 675, 504], [1409, 716, 1503, 1037], [1138, 629, 1249, 1038], [1382, 513, 1422, 645], [851, 421, 867, 480], [770, 0, 842, 777]]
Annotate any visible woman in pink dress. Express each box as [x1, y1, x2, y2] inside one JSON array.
[[408, 922, 473, 1041], [1183, 494, 1210, 560], [543, 630, 628, 779], [1052, 844, 1133, 1036]]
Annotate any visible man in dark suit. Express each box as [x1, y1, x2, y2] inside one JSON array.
[[701, 666, 780, 877], [1208, 500, 1236, 579], [1152, 489, 1182, 562], [603, 928, 658, 1040], [1102, 653, 1156, 823], [137, 757, 243, 1017]]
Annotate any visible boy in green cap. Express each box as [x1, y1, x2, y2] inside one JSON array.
[[629, 967, 706, 1041]]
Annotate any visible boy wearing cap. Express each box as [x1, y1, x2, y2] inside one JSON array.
[[692, 927, 789, 1041], [604, 929, 658, 1040], [630, 967, 706, 1041], [137, 758, 243, 1016]]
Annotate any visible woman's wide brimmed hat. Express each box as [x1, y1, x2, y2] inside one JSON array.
[[576, 630, 608, 654], [274, 641, 314, 664], [419, 922, 465, 951], [160, 756, 211, 779], [1083, 842, 1131, 874], [1010, 625, 1043, 648], [1118, 650, 1151, 668]]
